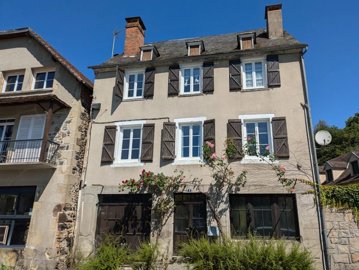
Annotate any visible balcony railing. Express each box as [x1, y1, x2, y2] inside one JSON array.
[[0, 139, 59, 165]]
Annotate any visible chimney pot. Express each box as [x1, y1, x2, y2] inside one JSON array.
[[124, 16, 146, 56], [265, 4, 283, 39]]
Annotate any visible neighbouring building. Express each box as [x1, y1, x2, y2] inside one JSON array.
[[77, 4, 324, 269], [0, 28, 93, 269]]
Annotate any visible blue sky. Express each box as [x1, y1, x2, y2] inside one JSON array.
[[1, 0, 358, 127]]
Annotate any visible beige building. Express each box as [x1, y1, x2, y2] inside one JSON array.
[[77, 4, 324, 269], [0, 28, 92, 269]]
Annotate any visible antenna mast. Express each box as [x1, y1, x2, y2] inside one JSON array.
[[111, 30, 120, 57]]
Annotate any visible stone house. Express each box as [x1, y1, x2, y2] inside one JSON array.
[[77, 4, 324, 269], [0, 28, 93, 269]]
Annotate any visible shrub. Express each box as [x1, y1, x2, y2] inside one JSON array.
[[179, 238, 314, 270], [131, 242, 158, 270]]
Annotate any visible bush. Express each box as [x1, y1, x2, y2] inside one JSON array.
[[179, 238, 314, 270], [131, 242, 158, 270]]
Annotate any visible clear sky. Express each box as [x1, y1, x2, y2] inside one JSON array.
[[1, 0, 358, 127]]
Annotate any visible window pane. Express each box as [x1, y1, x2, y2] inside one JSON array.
[[182, 126, 190, 136], [131, 149, 140, 159], [121, 149, 129, 159], [5, 76, 17, 92], [123, 129, 131, 139], [192, 146, 200, 157], [182, 147, 190, 157], [132, 138, 140, 149], [259, 134, 269, 145], [255, 62, 263, 87], [7, 76, 17, 84], [193, 68, 200, 92], [192, 125, 200, 136], [46, 72, 55, 88], [182, 136, 189, 147], [16, 75, 24, 91], [136, 74, 144, 97], [258, 122, 268, 133], [122, 139, 130, 149], [245, 63, 253, 87], [184, 69, 191, 93], [133, 128, 141, 139]]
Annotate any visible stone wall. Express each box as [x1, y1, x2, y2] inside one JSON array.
[[325, 208, 359, 270]]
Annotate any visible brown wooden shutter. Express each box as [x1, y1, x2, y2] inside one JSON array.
[[229, 60, 242, 91], [144, 67, 155, 98], [141, 124, 155, 162], [101, 126, 117, 165], [203, 119, 215, 153], [272, 117, 289, 158], [114, 67, 124, 99], [227, 119, 243, 160], [267, 55, 281, 87], [161, 122, 176, 160], [202, 62, 214, 94], [168, 64, 180, 96]]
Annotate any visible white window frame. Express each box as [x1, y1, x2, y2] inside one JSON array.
[[2, 72, 25, 93], [241, 58, 266, 90], [32, 70, 55, 90], [124, 69, 145, 100], [112, 120, 145, 167], [239, 114, 275, 164], [180, 64, 203, 95], [174, 117, 206, 165]]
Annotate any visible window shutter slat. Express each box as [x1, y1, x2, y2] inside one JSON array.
[[141, 124, 155, 162], [202, 62, 214, 94], [267, 55, 281, 87], [101, 126, 117, 165], [229, 60, 242, 91], [161, 122, 176, 160], [114, 67, 124, 99], [203, 119, 215, 153], [144, 68, 155, 98], [227, 119, 243, 160], [168, 64, 180, 96], [272, 117, 289, 158]]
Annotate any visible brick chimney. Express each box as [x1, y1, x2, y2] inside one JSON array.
[[124, 17, 146, 56], [265, 4, 283, 39]]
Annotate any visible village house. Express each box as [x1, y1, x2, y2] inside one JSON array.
[[0, 28, 92, 269]]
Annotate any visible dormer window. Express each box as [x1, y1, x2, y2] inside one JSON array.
[[351, 160, 359, 175], [186, 41, 204, 56], [140, 45, 159, 61], [237, 32, 256, 50], [326, 169, 334, 182]]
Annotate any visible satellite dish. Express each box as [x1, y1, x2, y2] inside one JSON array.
[[315, 130, 332, 146]]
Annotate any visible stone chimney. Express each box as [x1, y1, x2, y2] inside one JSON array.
[[124, 17, 146, 56], [265, 4, 283, 39]]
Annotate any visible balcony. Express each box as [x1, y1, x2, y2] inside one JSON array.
[[0, 139, 59, 169]]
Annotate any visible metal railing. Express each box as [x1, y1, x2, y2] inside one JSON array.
[[0, 139, 59, 164]]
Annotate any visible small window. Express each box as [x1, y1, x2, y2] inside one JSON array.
[[186, 41, 204, 56], [3, 74, 24, 92], [181, 66, 202, 94], [124, 71, 144, 99], [179, 123, 202, 159], [243, 120, 271, 156], [119, 126, 142, 162], [33, 71, 55, 89], [241, 37, 254, 50], [242, 60, 266, 89], [230, 194, 299, 239], [326, 169, 334, 182], [351, 161, 359, 175], [141, 49, 152, 61]]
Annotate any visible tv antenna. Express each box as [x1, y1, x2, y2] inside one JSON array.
[[315, 130, 332, 146], [111, 30, 120, 57]]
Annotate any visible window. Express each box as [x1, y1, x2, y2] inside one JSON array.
[[230, 194, 299, 239], [124, 71, 144, 99], [119, 127, 142, 161], [0, 119, 14, 163], [3, 74, 24, 92], [0, 186, 36, 247], [180, 124, 201, 158], [351, 161, 359, 175], [33, 71, 55, 89], [244, 121, 271, 156], [326, 169, 334, 182], [242, 60, 265, 89], [181, 66, 202, 94]]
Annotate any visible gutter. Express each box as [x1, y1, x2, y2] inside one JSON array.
[[300, 47, 330, 270]]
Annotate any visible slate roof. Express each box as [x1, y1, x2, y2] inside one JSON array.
[[95, 29, 306, 68], [0, 28, 93, 89]]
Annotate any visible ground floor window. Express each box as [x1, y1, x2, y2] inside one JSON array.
[[229, 194, 299, 239], [0, 186, 36, 247], [96, 194, 152, 250]]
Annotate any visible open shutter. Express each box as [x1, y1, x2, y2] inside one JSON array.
[[101, 126, 117, 165], [114, 67, 124, 99], [161, 122, 176, 160], [267, 55, 281, 87], [141, 124, 155, 162], [227, 119, 243, 160], [202, 62, 214, 94], [168, 64, 180, 96], [272, 117, 289, 158], [144, 68, 155, 98], [203, 119, 215, 153], [229, 60, 242, 91]]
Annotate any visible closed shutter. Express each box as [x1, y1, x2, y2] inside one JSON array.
[[272, 117, 289, 158], [229, 60, 242, 91], [141, 124, 155, 162], [203, 119, 215, 153], [168, 64, 180, 96], [161, 122, 176, 160], [114, 66, 124, 99], [101, 126, 117, 165], [144, 67, 155, 98], [267, 55, 281, 87], [227, 119, 243, 160], [202, 62, 214, 94]]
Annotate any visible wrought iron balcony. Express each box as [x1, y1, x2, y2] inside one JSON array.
[[0, 139, 59, 165]]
